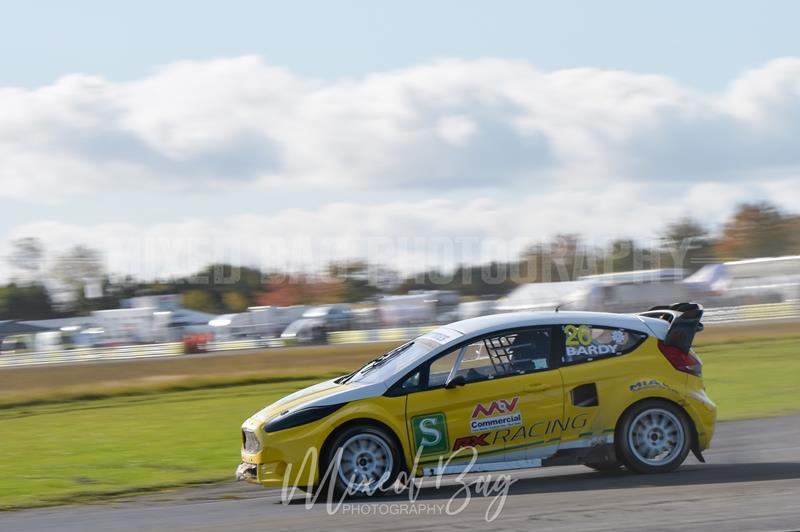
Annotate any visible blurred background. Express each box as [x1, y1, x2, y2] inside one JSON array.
[[0, 212, 798, 359], [1, 0, 799, 520]]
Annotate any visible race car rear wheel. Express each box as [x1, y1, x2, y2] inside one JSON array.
[[617, 400, 691, 474], [323, 424, 402, 497]]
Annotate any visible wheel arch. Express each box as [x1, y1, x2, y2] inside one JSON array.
[[320, 417, 409, 474], [614, 397, 699, 453]]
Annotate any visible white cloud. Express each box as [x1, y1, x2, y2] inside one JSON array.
[[437, 115, 478, 145], [2, 56, 800, 201], [1, 56, 799, 280], [2, 179, 780, 282]]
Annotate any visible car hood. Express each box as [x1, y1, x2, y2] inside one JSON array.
[[242, 377, 386, 431]]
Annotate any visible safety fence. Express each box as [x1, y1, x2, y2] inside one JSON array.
[[206, 337, 294, 351], [1, 301, 798, 369], [327, 325, 437, 344], [0, 342, 184, 369], [206, 339, 261, 351], [702, 300, 800, 324]]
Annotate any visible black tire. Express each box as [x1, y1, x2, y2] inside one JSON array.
[[616, 399, 692, 474], [321, 424, 403, 498], [584, 460, 623, 472]]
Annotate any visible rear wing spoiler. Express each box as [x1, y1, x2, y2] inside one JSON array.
[[638, 302, 704, 352]]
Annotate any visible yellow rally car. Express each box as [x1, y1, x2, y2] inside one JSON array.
[[237, 303, 716, 495]]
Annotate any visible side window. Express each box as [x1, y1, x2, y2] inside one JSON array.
[[400, 371, 421, 392], [425, 328, 552, 388], [428, 349, 459, 388], [562, 324, 647, 365]]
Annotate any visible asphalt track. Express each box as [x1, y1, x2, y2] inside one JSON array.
[[4, 415, 800, 531]]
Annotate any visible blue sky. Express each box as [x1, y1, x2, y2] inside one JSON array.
[[3, 0, 799, 89], [1, 1, 799, 280]]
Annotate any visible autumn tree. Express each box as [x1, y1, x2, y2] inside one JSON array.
[[222, 291, 249, 312], [181, 289, 217, 313], [715, 202, 793, 260], [6, 237, 44, 283], [327, 261, 381, 302], [49, 245, 105, 311], [257, 274, 344, 306], [660, 218, 715, 273], [789, 216, 800, 254], [148, 264, 264, 314], [395, 262, 517, 297]]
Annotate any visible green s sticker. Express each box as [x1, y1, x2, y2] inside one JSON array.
[[412, 413, 449, 455]]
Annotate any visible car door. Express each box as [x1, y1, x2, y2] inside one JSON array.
[[501, 327, 565, 462], [557, 322, 650, 448], [404, 326, 563, 471]]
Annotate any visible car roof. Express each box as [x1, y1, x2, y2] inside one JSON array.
[[371, 310, 657, 389], [444, 311, 652, 337]]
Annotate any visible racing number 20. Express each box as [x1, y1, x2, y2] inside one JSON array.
[[564, 324, 592, 347]]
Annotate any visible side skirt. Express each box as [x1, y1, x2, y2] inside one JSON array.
[[420, 436, 616, 476], [423, 458, 542, 476]]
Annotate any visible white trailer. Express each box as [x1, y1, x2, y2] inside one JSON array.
[[92, 307, 170, 344], [209, 306, 308, 340], [378, 291, 460, 327]]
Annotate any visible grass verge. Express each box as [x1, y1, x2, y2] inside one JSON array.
[[699, 336, 800, 420], [0, 379, 320, 510]]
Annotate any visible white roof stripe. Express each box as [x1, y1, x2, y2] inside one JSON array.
[[446, 311, 652, 336]]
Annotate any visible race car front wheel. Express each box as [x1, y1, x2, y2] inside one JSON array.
[[616, 400, 691, 474], [323, 424, 402, 497]]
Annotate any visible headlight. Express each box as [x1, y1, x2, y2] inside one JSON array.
[[264, 403, 345, 433], [242, 429, 261, 453]]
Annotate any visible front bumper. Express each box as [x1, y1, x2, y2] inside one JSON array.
[[235, 462, 257, 482], [235, 459, 296, 487]]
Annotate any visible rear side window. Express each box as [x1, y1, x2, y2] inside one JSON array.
[[562, 324, 647, 365]]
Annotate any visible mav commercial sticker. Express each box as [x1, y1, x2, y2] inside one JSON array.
[[470, 397, 522, 433]]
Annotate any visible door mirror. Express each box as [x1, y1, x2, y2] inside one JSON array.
[[445, 375, 466, 389]]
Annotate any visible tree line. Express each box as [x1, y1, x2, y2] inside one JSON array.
[[1, 201, 798, 320]]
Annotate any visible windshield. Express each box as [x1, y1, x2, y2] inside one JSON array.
[[345, 337, 440, 384], [341, 326, 463, 385]]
